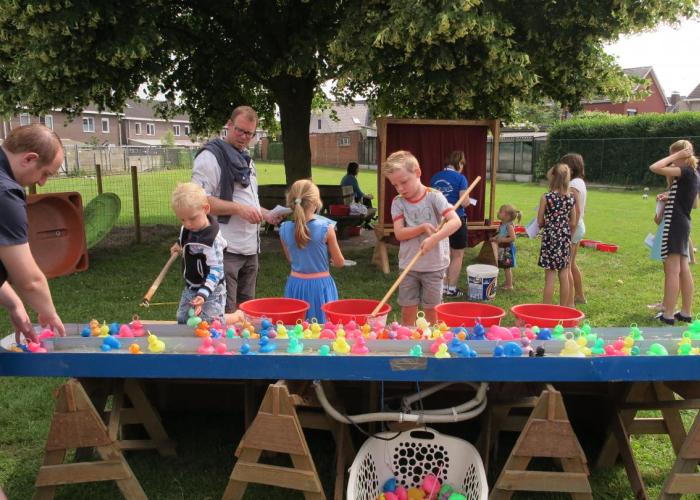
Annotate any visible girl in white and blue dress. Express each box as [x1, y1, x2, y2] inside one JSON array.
[[490, 204, 521, 290], [649, 140, 700, 325], [279, 180, 345, 322]]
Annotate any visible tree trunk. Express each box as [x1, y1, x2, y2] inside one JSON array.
[[270, 75, 315, 183]]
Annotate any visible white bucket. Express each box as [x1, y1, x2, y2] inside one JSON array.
[[467, 264, 498, 301]]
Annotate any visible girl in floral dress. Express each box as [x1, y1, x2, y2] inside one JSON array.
[[537, 164, 577, 305]]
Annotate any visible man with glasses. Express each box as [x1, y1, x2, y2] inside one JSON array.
[[192, 106, 281, 311]]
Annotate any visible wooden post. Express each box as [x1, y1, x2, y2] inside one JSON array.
[[95, 164, 103, 195], [490, 386, 592, 499], [130, 165, 141, 243], [661, 410, 700, 498], [33, 379, 147, 500], [222, 382, 325, 500]]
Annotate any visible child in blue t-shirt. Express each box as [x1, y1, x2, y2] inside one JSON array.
[[490, 204, 521, 290]]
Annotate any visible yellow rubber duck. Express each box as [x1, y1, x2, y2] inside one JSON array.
[[416, 313, 430, 331], [621, 335, 635, 355], [332, 337, 350, 354], [99, 322, 110, 337], [303, 328, 313, 339], [336, 327, 346, 339], [310, 322, 322, 337], [435, 343, 451, 358], [276, 323, 288, 339], [360, 324, 371, 337], [147, 333, 165, 353], [576, 335, 592, 357], [559, 339, 585, 357], [407, 486, 426, 499]]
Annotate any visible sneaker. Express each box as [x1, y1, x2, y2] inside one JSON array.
[[655, 312, 675, 325], [674, 311, 692, 323], [444, 288, 464, 298], [574, 297, 587, 305]]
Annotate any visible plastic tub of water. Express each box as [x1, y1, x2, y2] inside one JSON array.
[[321, 299, 391, 328], [597, 243, 619, 253], [511, 303, 585, 328], [435, 302, 506, 327], [579, 239, 601, 248], [240, 298, 310, 328]]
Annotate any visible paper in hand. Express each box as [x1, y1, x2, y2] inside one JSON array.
[[525, 218, 540, 239], [270, 205, 293, 218]]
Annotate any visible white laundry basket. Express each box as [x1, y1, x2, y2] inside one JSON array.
[[347, 427, 487, 500]]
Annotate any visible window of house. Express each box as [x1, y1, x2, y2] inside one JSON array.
[[338, 136, 351, 147], [40, 115, 53, 130], [626, 108, 637, 116], [83, 117, 95, 133], [184, 125, 190, 136], [317, 119, 322, 130], [101, 118, 110, 133], [134, 122, 142, 135], [173, 125, 180, 136], [146, 123, 155, 135], [19, 113, 30, 126]]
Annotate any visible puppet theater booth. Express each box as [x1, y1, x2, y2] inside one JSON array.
[[372, 118, 500, 273]]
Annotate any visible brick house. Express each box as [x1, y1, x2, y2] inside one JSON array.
[[308, 101, 376, 166], [0, 99, 204, 146], [582, 67, 669, 115], [669, 83, 700, 112]]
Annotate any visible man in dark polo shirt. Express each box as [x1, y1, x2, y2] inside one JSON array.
[[0, 124, 66, 347]]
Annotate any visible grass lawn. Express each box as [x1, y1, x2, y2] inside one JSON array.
[[3, 173, 699, 498]]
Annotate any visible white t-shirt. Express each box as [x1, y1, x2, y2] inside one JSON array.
[[570, 177, 587, 223], [191, 150, 261, 255]]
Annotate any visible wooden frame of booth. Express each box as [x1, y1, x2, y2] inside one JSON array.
[[373, 117, 501, 274]]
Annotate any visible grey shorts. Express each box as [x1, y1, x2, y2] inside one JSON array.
[[398, 269, 445, 309], [572, 220, 586, 244], [176, 283, 226, 324]]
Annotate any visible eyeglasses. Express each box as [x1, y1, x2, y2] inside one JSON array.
[[232, 125, 255, 138]]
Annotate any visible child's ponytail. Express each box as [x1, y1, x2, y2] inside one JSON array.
[[287, 180, 323, 249]]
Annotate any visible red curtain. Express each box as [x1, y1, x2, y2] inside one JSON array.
[[380, 123, 488, 227]]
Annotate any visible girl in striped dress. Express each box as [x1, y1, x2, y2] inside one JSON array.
[[649, 140, 700, 325]]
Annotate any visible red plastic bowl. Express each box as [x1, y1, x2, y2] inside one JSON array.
[[580, 239, 601, 248], [240, 298, 310, 327], [514, 225, 526, 234], [322, 299, 391, 328], [510, 303, 585, 328], [435, 302, 506, 327], [597, 243, 619, 253]]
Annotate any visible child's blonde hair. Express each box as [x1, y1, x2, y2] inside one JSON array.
[[498, 204, 522, 224], [382, 150, 420, 176], [669, 139, 698, 169], [287, 179, 322, 248], [547, 164, 571, 195], [171, 182, 208, 212]]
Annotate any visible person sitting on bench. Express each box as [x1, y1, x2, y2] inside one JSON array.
[[341, 161, 374, 229]]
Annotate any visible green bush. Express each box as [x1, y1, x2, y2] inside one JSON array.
[[536, 112, 700, 186], [267, 141, 284, 161]]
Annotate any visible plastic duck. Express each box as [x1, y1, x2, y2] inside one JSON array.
[[678, 339, 694, 355], [576, 335, 591, 356], [276, 323, 288, 339], [27, 342, 47, 353], [422, 474, 441, 499], [430, 337, 445, 354], [240, 342, 254, 355], [590, 338, 605, 356], [629, 323, 644, 341], [259, 335, 277, 353], [332, 337, 350, 354], [128, 343, 142, 354], [406, 488, 425, 500], [471, 322, 485, 340], [536, 328, 552, 340], [416, 312, 430, 331], [503, 341, 523, 357], [215, 342, 233, 355], [320, 328, 336, 340], [197, 337, 216, 354], [520, 337, 533, 356], [292, 323, 303, 338], [118, 324, 134, 338], [260, 318, 273, 330], [534, 346, 546, 357], [492, 345, 505, 357], [226, 327, 237, 339], [38, 329, 55, 340], [434, 344, 451, 358], [287, 336, 304, 354], [551, 324, 565, 340], [688, 317, 700, 335], [383, 478, 397, 494], [98, 322, 109, 337], [345, 319, 358, 331], [147, 333, 165, 353], [351, 336, 369, 355], [447, 337, 466, 355], [396, 326, 412, 340], [409, 345, 423, 357], [129, 319, 145, 337], [360, 323, 371, 337], [186, 315, 202, 328], [318, 345, 331, 356], [647, 343, 669, 356], [559, 339, 585, 357], [81, 326, 91, 337], [523, 326, 535, 340], [620, 336, 635, 355], [102, 335, 121, 350], [194, 324, 211, 338]]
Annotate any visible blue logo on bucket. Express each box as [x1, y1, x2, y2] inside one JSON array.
[[468, 273, 497, 301]]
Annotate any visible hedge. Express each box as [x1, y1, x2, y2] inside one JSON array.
[[536, 112, 700, 186]]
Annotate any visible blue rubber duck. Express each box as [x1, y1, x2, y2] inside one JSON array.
[[259, 335, 277, 353]]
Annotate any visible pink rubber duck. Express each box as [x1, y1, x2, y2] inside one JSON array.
[[396, 326, 412, 340], [130, 319, 145, 337], [430, 337, 445, 354], [351, 336, 369, 355], [38, 329, 55, 340], [118, 324, 134, 338], [197, 337, 216, 354], [27, 342, 47, 353], [320, 328, 336, 339]]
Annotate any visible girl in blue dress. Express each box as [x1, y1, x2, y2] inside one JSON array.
[[279, 180, 345, 322], [490, 204, 521, 290]]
